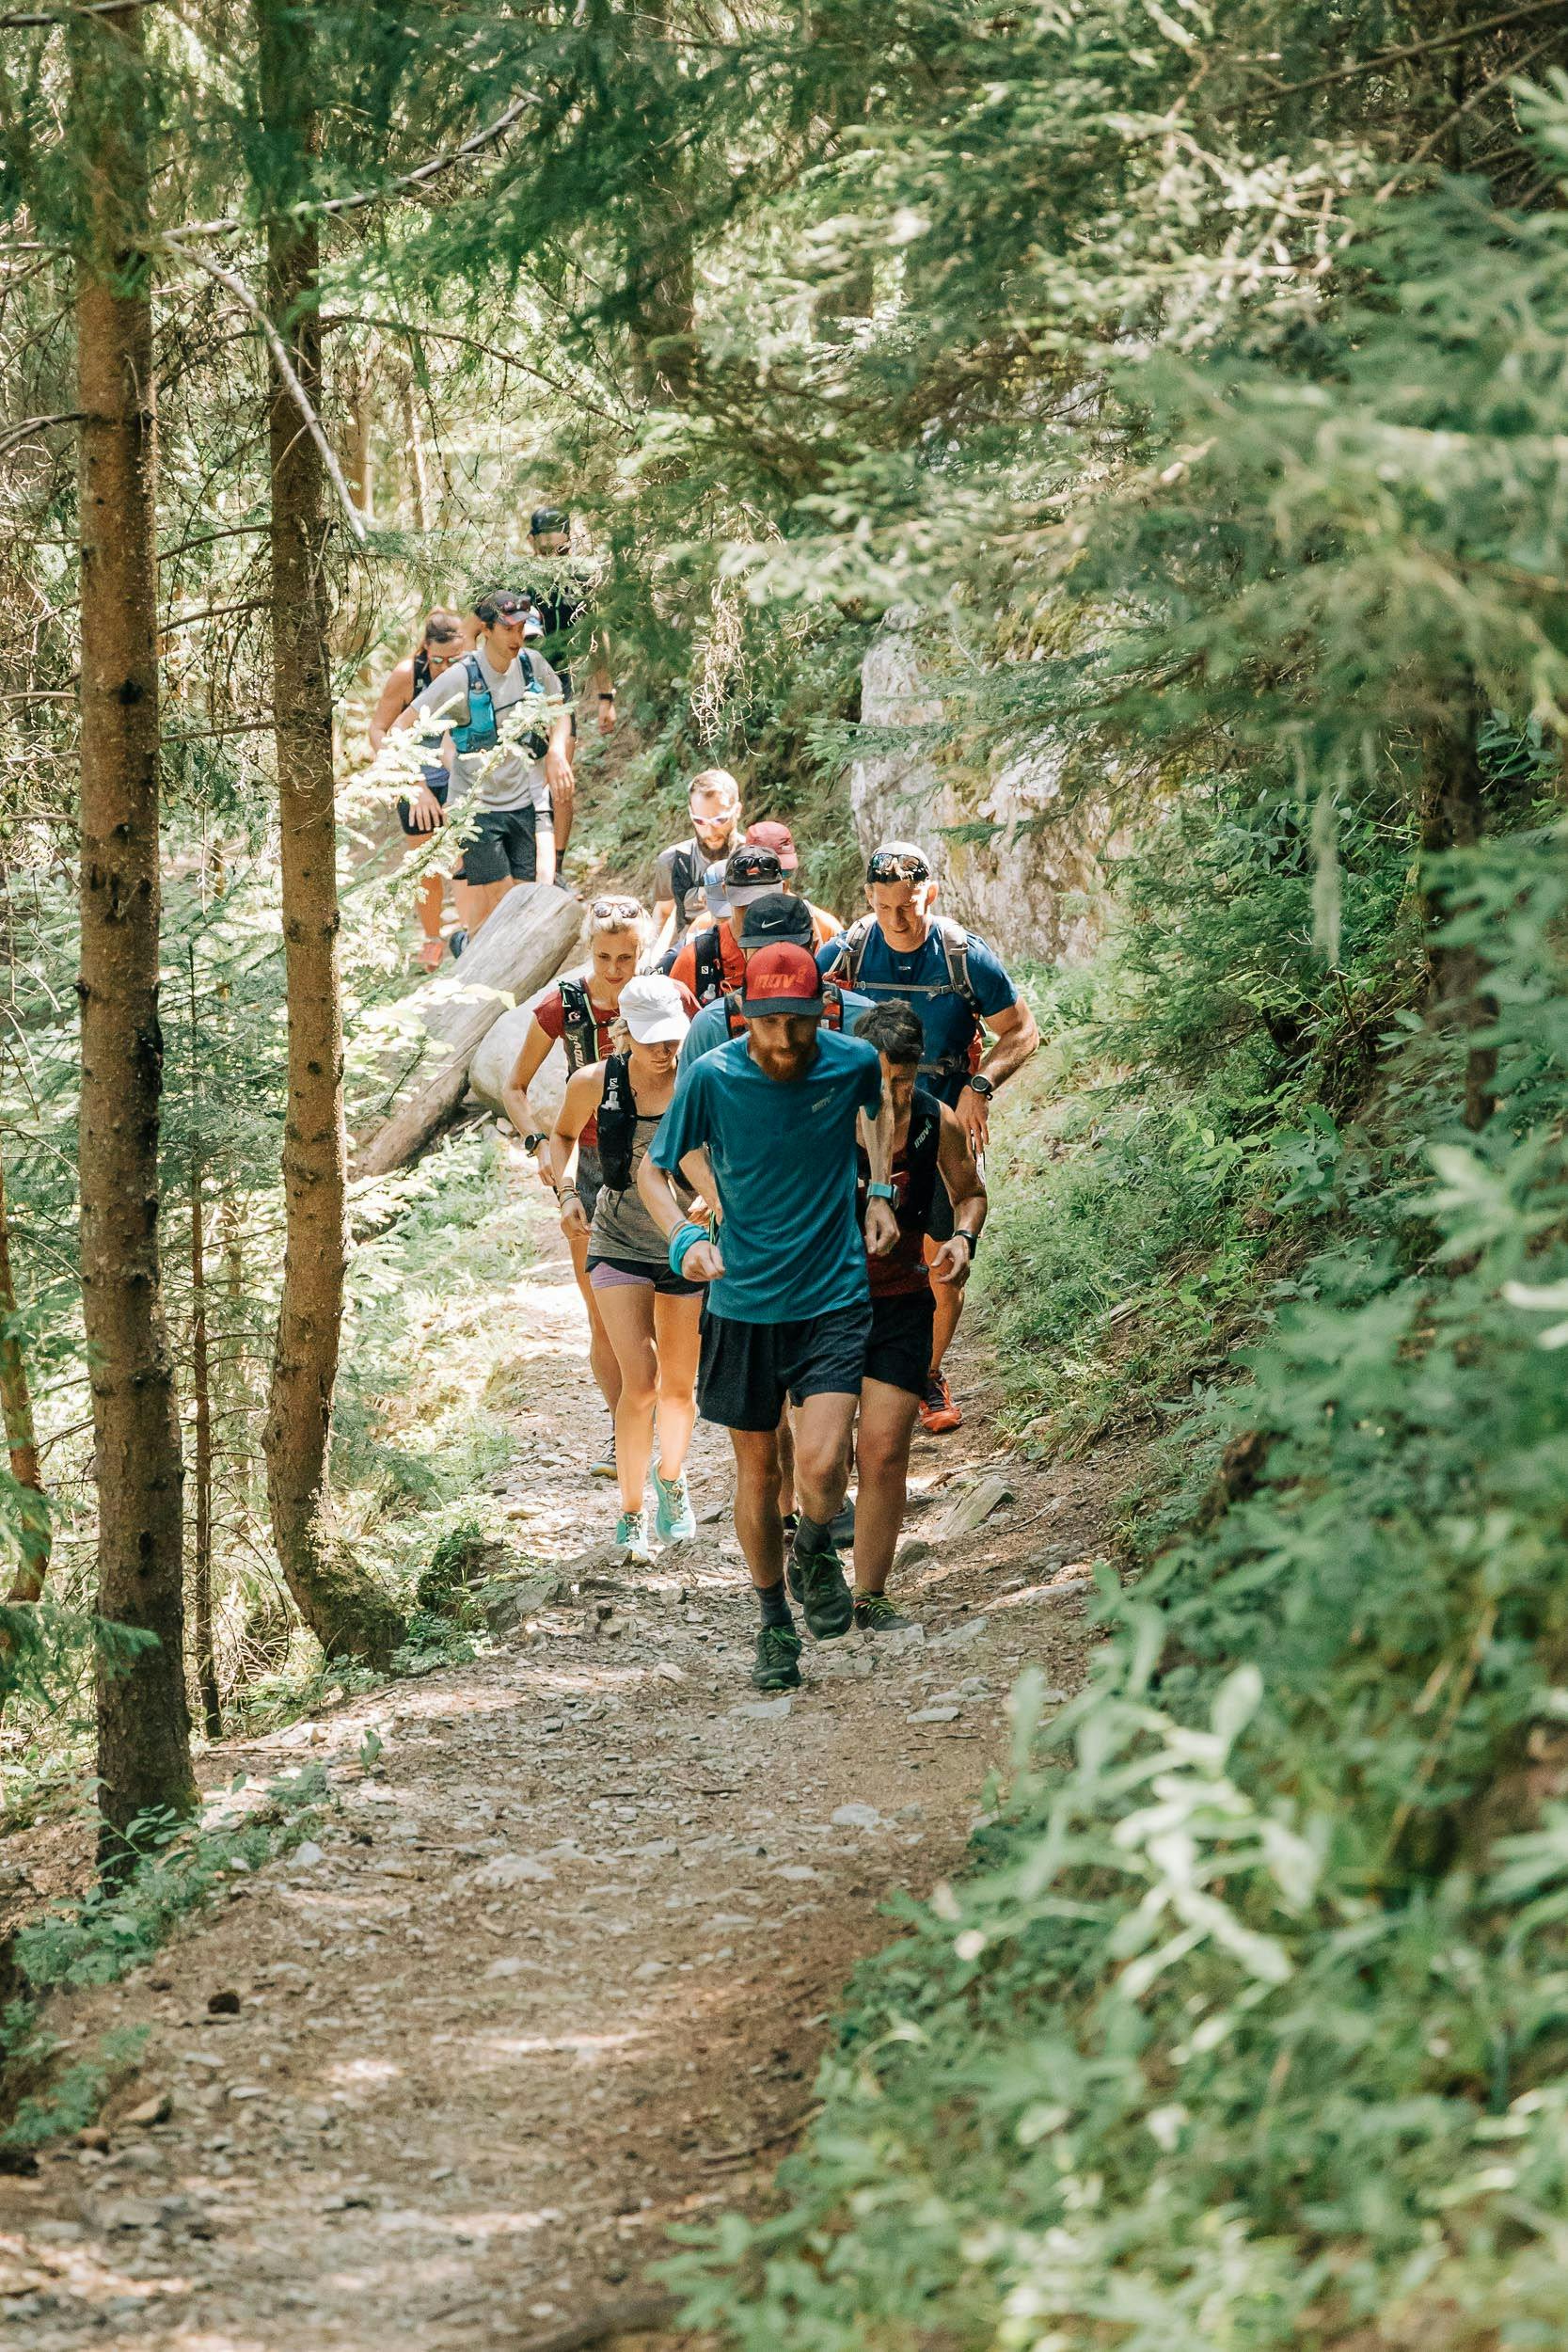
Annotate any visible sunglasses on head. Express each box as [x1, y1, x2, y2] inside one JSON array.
[[591, 897, 642, 924], [867, 850, 931, 884]]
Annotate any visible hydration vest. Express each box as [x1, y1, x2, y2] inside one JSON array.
[[555, 977, 608, 1075], [721, 978, 846, 1036], [690, 924, 734, 1008], [594, 1052, 651, 1196], [857, 1085, 942, 1243], [449, 650, 546, 757], [839, 913, 987, 1081]]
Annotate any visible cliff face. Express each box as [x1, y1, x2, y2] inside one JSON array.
[[848, 614, 1110, 967]]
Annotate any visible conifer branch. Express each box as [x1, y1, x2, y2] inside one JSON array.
[[0, 0, 164, 24], [0, 411, 86, 461], [166, 242, 367, 545], [1267, 0, 1568, 96]]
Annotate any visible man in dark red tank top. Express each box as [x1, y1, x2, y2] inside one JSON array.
[[850, 1000, 987, 1630]]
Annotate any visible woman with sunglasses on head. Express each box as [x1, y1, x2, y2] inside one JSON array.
[[546, 976, 705, 1562], [501, 898, 698, 1476]]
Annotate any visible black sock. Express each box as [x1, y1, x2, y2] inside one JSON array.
[[792, 1513, 832, 1559], [757, 1581, 794, 1630]]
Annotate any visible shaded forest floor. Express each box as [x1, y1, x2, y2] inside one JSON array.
[[1, 1168, 1126, 2351]]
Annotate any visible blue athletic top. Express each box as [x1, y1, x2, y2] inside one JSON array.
[[650, 1030, 883, 1324], [816, 923, 1018, 1106]]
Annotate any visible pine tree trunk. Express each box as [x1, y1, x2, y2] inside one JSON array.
[[186, 948, 221, 1737], [1420, 675, 1497, 1134], [73, 6, 197, 1851], [0, 1146, 50, 1607], [258, 0, 403, 1667]]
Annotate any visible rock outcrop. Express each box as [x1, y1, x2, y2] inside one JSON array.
[[849, 612, 1111, 966]]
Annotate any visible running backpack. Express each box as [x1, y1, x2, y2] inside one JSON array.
[[690, 925, 731, 1008], [449, 651, 547, 758], [555, 977, 605, 1075], [593, 1053, 640, 1194], [721, 979, 846, 1037], [839, 913, 988, 1080]]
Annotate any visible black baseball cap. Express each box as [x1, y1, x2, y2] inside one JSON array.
[[531, 506, 569, 535], [473, 589, 531, 625], [724, 844, 785, 908], [736, 890, 814, 949]]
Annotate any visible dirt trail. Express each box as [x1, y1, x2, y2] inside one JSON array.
[[1, 1188, 1118, 2351]]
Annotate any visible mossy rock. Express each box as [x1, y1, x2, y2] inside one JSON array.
[[416, 1520, 512, 1615]]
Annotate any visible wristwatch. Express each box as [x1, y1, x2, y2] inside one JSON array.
[[523, 1131, 547, 1153], [866, 1181, 897, 1202], [951, 1230, 978, 1260], [968, 1073, 996, 1102]]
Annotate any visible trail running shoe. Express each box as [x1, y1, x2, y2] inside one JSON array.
[[854, 1591, 915, 1634], [787, 1544, 854, 1641], [752, 1623, 803, 1692], [654, 1470, 697, 1543], [448, 926, 468, 960], [919, 1370, 962, 1435], [615, 1508, 654, 1564], [590, 1431, 617, 1481]]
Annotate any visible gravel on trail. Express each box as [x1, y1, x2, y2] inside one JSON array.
[[0, 1178, 1118, 2351]]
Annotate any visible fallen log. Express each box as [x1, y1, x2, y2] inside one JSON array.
[[353, 885, 582, 1180]]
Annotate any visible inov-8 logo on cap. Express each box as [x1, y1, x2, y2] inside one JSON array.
[[740, 942, 824, 1017]]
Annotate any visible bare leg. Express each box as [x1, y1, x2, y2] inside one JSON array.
[[730, 1426, 785, 1590], [652, 1292, 702, 1480], [926, 1237, 964, 1374], [454, 873, 513, 939], [565, 1223, 622, 1414], [776, 1402, 797, 1518], [415, 868, 445, 969], [853, 1378, 922, 1594], [788, 1390, 859, 1527], [594, 1283, 657, 1514]]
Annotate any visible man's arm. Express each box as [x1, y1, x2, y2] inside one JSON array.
[[856, 1082, 899, 1258], [394, 661, 466, 735], [650, 849, 680, 959], [955, 995, 1040, 1154], [588, 628, 615, 735], [368, 656, 414, 754], [638, 1146, 724, 1282], [930, 1104, 988, 1288]]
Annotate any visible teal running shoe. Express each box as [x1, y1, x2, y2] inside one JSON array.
[[654, 1470, 696, 1544], [615, 1508, 653, 1564]]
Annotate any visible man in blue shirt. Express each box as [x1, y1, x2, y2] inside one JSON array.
[[817, 840, 1039, 1434], [640, 944, 898, 1692]]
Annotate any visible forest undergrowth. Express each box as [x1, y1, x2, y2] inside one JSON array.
[[671, 793, 1568, 2347]]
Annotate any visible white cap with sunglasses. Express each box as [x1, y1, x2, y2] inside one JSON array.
[[618, 974, 690, 1045]]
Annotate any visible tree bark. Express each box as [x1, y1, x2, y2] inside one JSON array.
[[1420, 674, 1497, 1133], [0, 1146, 50, 1607], [73, 5, 197, 1851], [258, 0, 404, 1667], [187, 954, 221, 1738]]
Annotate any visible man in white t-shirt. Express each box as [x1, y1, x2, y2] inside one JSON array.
[[397, 588, 571, 943]]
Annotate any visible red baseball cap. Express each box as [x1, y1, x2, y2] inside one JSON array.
[[745, 819, 799, 872], [740, 941, 824, 1018]]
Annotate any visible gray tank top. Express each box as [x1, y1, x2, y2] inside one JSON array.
[[589, 1097, 689, 1263]]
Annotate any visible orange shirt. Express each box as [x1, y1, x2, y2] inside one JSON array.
[[671, 902, 842, 996]]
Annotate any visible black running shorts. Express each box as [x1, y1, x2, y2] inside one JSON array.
[[459, 804, 538, 886], [697, 1301, 873, 1433], [863, 1287, 936, 1399]]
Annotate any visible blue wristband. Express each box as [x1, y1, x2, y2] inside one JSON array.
[[668, 1219, 705, 1277]]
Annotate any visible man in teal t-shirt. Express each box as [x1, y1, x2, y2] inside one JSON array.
[[641, 943, 897, 1692]]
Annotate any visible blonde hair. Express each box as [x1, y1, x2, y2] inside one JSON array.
[[689, 768, 740, 809], [586, 893, 648, 945]]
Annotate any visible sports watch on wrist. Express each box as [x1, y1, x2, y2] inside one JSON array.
[[523, 1131, 547, 1153], [952, 1229, 978, 1260], [866, 1181, 897, 1202], [968, 1073, 996, 1102]]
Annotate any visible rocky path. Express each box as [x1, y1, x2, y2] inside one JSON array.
[[0, 1193, 1116, 2351]]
